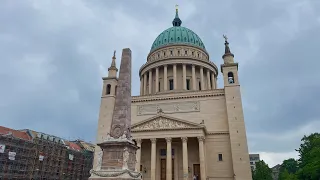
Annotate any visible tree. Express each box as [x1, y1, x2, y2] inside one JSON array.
[[279, 169, 298, 180], [296, 133, 320, 180], [252, 160, 273, 180], [278, 158, 298, 180]]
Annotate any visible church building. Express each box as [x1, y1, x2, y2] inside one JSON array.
[[93, 7, 252, 180]]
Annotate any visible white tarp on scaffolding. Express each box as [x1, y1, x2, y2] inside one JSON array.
[[8, 151, 16, 160], [0, 144, 5, 153], [69, 154, 74, 161]]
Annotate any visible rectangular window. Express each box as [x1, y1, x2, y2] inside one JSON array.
[[199, 82, 201, 90], [186, 79, 190, 90], [159, 82, 161, 92], [218, 154, 223, 161], [160, 149, 166, 156], [160, 149, 174, 156], [169, 79, 174, 90]]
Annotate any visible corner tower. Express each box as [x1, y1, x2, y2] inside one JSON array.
[[221, 36, 252, 179], [92, 51, 118, 169]]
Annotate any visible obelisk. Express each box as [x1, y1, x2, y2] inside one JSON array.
[[89, 48, 141, 180]]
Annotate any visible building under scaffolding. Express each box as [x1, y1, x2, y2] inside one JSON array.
[[0, 126, 94, 180], [0, 127, 35, 179]]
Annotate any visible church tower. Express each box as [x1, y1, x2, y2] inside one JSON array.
[[221, 36, 252, 179], [92, 51, 118, 169]]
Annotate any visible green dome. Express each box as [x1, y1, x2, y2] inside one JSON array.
[[150, 26, 206, 52], [150, 7, 206, 52]]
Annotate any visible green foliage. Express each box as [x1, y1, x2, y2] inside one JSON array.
[[279, 169, 298, 180], [295, 133, 320, 180], [278, 158, 299, 180], [252, 160, 273, 180]]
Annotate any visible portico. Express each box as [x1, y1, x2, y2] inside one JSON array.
[[132, 114, 207, 180]]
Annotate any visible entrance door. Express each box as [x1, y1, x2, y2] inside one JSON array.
[[193, 164, 201, 180], [160, 159, 175, 180]]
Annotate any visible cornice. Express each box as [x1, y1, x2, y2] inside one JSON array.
[[139, 58, 218, 77], [207, 131, 229, 135], [140, 45, 218, 76], [102, 77, 118, 81], [220, 63, 238, 73], [132, 89, 224, 103], [131, 127, 204, 132], [148, 44, 210, 60]]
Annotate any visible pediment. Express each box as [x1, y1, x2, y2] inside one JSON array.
[[131, 114, 204, 131]]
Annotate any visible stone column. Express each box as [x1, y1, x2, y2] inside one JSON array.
[[140, 76, 143, 95], [143, 73, 147, 95], [198, 136, 206, 180], [149, 69, 152, 94], [135, 139, 142, 171], [173, 64, 177, 90], [164, 65, 168, 91], [215, 76, 217, 89], [200, 67, 205, 90], [151, 138, 157, 180], [166, 137, 172, 180], [181, 137, 188, 180], [155, 67, 159, 93], [207, 70, 211, 90], [182, 64, 187, 90], [211, 73, 215, 89], [192, 65, 196, 90]]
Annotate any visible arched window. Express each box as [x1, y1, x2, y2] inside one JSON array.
[[115, 85, 117, 95], [228, 72, 234, 84], [106, 84, 111, 95]]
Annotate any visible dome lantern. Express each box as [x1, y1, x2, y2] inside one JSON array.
[[172, 5, 182, 27]]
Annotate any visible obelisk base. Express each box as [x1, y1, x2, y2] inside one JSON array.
[[89, 134, 142, 180]]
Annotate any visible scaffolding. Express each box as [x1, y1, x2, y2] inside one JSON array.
[[31, 136, 67, 180], [0, 134, 36, 180], [0, 129, 94, 180]]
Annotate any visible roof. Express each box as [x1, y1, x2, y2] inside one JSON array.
[[20, 129, 65, 145], [0, 126, 32, 141], [150, 9, 206, 52], [150, 26, 206, 52], [65, 141, 82, 151], [78, 141, 95, 152]]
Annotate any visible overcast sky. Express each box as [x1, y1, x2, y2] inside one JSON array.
[[1, 0, 320, 167]]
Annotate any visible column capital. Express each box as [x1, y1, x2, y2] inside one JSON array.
[[165, 137, 172, 143], [163, 64, 168, 67], [150, 138, 157, 143], [192, 64, 196, 68], [197, 136, 205, 141], [135, 139, 142, 144], [181, 137, 188, 143]]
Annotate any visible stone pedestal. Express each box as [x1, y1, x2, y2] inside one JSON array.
[[89, 135, 142, 180]]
